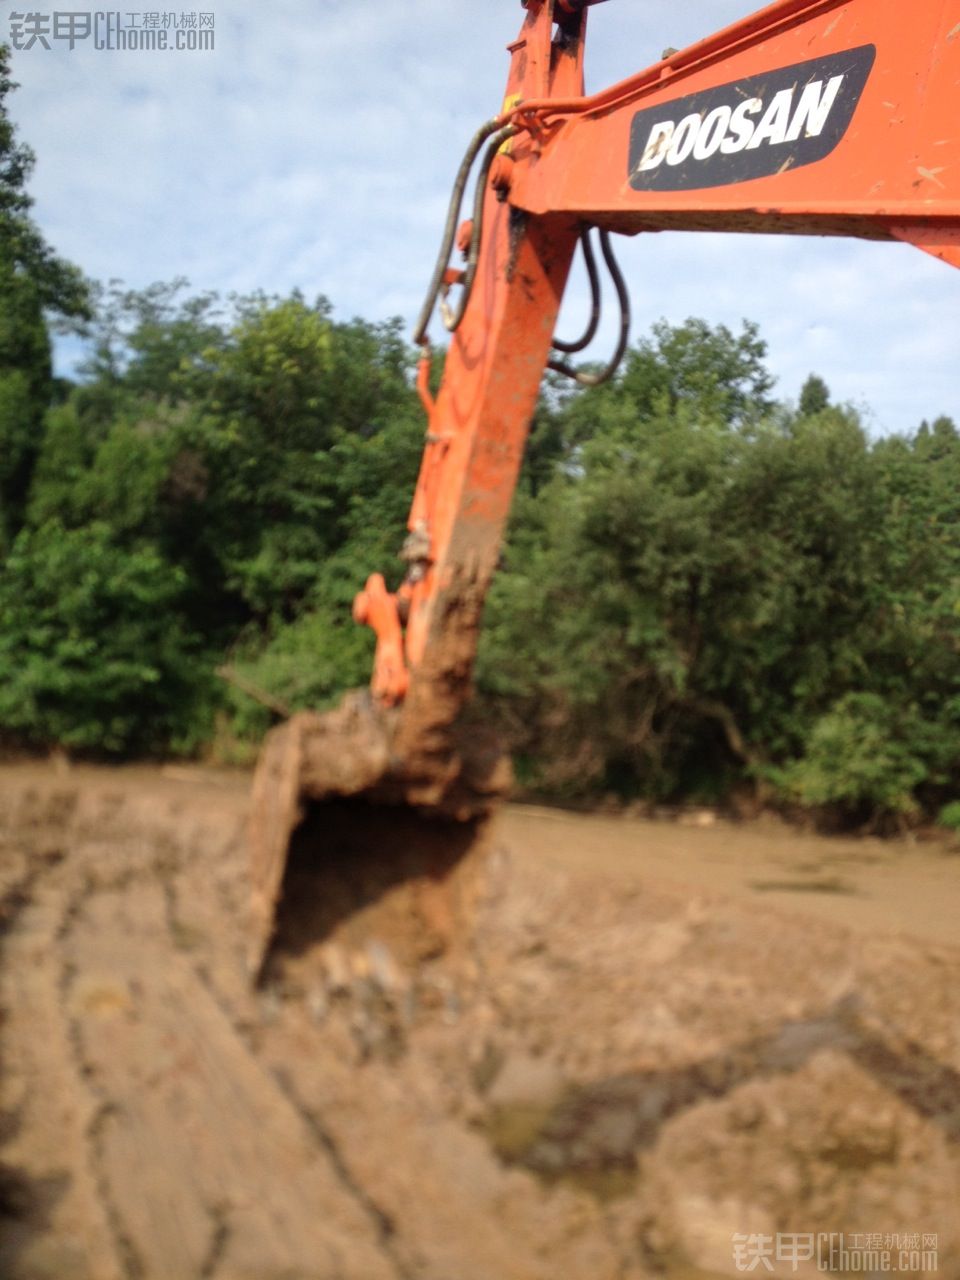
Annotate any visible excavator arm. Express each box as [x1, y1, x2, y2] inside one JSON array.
[[361, 0, 959, 714], [248, 0, 959, 974]]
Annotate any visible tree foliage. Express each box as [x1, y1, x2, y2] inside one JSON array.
[[13, 283, 423, 753], [3, 260, 958, 824], [0, 520, 205, 753], [477, 321, 960, 822], [0, 46, 90, 542]]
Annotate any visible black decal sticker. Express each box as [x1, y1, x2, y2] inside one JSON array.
[[628, 44, 875, 191]]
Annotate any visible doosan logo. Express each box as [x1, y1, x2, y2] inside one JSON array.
[[638, 76, 845, 170], [628, 45, 875, 191]]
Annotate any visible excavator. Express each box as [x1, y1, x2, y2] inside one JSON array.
[[248, 0, 960, 973]]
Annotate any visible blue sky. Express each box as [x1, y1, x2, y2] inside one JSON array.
[[9, 0, 959, 433]]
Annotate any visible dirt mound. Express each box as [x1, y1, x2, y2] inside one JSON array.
[[1, 765, 958, 1279]]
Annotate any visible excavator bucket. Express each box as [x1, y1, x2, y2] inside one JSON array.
[[247, 690, 509, 979], [248, 696, 385, 977]]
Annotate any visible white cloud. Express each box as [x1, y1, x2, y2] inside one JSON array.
[[8, 0, 958, 434]]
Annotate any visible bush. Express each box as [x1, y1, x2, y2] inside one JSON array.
[[0, 521, 213, 754], [771, 693, 932, 822], [219, 602, 375, 743]]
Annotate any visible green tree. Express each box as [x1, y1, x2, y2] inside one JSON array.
[[11, 278, 960, 819], [0, 520, 212, 754], [478, 319, 960, 821], [19, 285, 426, 752], [798, 373, 830, 417], [74, 278, 223, 426], [184, 296, 420, 619], [479, 321, 782, 797], [0, 45, 90, 540]]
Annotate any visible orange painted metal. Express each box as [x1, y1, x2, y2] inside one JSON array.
[[352, 573, 408, 702], [505, 0, 960, 252], [359, 0, 586, 704], [357, 0, 959, 706]]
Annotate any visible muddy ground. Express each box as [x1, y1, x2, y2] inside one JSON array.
[[0, 762, 958, 1279]]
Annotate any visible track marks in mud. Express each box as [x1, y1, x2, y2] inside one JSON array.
[[1, 837, 125, 1280], [267, 1064, 412, 1280], [0, 789, 404, 1280], [59, 884, 396, 1280], [162, 876, 413, 1280], [3, 773, 960, 1280]]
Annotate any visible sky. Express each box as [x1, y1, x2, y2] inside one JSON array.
[[8, 0, 959, 434]]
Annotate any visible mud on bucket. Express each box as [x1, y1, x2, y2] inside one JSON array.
[[247, 690, 510, 980]]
